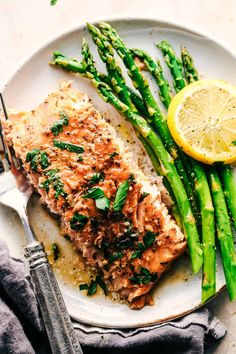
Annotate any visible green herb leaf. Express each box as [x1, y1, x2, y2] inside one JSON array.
[[140, 266, 150, 276], [87, 279, 97, 296], [129, 267, 158, 285], [143, 231, 157, 248], [39, 179, 51, 192], [26, 149, 40, 163], [88, 172, 105, 185], [108, 252, 123, 264], [51, 242, 60, 261], [140, 192, 149, 202], [96, 276, 107, 295], [137, 242, 145, 251], [95, 196, 110, 211], [50, 110, 69, 136], [50, 0, 58, 5], [26, 149, 50, 172], [109, 151, 118, 159], [130, 250, 142, 259], [130, 232, 156, 260], [53, 139, 84, 154], [40, 169, 67, 199], [40, 152, 50, 170], [83, 188, 110, 211], [113, 180, 129, 211], [53, 178, 67, 199], [128, 174, 135, 183], [79, 283, 89, 291], [232, 140, 236, 146], [70, 213, 88, 231], [83, 187, 104, 199], [44, 168, 59, 177]]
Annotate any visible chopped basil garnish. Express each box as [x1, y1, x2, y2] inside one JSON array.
[[88, 172, 105, 185], [39, 169, 67, 199], [77, 155, 83, 162], [109, 151, 118, 159], [79, 283, 89, 291], [131, 231, 157, 259], [26, 149, 40, 163], [129, 267, 158, 285], [79, 276, 107, 296], [50, 110, 69, 136], [140, 192, 149, 202], [113, 180, 129, 211], [26, 149, 50, 172], [53, 139, 84, 154], [232, 140, 236, 145], [143, 231, 157, 248], [83, 188, 110, 211], [108, 251, 123, 264], [40, 152, 50, 170], [70, 213, 88, 231], [51, 242, 60, 261], [50, 0, 58, 6], [83, 187, 104, 199], [39, 179, 51, 193], [130, 248, 142, 259], [44, 168, 59, 177], [128, 174, 135, 184], [87, 279, 97, 296], [95, 197, 110, 211], [96, 276, 107, 296]]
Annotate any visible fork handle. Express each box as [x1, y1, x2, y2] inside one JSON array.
[[25, 241, 83, 354]]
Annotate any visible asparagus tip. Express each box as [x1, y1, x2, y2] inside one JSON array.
[[53, 51, 64, 59]]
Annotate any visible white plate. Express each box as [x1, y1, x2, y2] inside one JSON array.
[[2, 18, 236, 328]]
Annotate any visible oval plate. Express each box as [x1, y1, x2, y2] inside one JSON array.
[[2, 18, 236, 328]]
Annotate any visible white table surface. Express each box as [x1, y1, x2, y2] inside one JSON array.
[[1, 0, 236, 353]]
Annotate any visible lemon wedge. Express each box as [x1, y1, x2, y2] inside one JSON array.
[[167, 79, 236, 164]]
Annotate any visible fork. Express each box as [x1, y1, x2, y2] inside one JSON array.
[[0, 93, 83, 354]]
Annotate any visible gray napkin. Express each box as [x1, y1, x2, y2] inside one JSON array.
[[0, 238, 226, 354]]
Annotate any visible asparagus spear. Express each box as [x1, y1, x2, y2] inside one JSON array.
[[193, 163, 216, 301], [180, 46, 236, 232], [131, 48, 172, 108], [99, 72, 149, 118], [181, 46, 199, 83], [87, 23, 138, 113], [219, 166, 236, 230], [208, 167, 236, 300], [157, 41, 186, 92], [81, 38, 202, 273], [53, 52, 86, 73], [98, 22, 199, 224]]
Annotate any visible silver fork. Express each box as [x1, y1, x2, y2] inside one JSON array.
[[0, 93, 83, 354]]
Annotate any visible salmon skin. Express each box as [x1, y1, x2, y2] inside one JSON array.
[[6, 82, 186, 309]]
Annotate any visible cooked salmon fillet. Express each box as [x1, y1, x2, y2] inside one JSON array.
[[6, 82, 186, 309]]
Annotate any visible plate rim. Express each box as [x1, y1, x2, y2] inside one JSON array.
[[2, 16, 232, 328]]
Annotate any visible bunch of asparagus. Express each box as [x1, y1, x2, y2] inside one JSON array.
[[52, 22, 236, 303]]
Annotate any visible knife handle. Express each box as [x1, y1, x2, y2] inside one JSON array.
[[25, 241, 83, 354]]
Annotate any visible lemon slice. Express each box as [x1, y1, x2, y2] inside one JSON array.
[[167, 79, 236, 164]]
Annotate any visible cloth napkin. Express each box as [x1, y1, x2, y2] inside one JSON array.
[[0, 238, 226, 354]]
